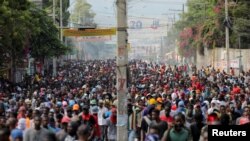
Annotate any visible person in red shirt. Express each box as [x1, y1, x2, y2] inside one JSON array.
[[91, 106, 101, 140], [82, 106, 94, 123], [160, 104, 174, 128], [81, 106, 96, 140], [195, 81, 202, 92], [232, 84, 241, 95], [17, 106, 26, 120]]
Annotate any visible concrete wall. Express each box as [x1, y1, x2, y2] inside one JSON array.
[[196, 48, 250, 71]]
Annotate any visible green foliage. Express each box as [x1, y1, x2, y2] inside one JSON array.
[[42, 0, 70, 26], [0, 0, 33, 60], [0, 0, 70, 67], [175, 0, 224, 56], [231, 0, 250, 48], [29, 7, 70, 59], [170, 0, 250, 57]]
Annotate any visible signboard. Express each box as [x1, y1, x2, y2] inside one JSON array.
[[72, 36, 112, 42], [63, 28, 116, 37], [127, 17, 168, 39], [230, 59, 239, 68], [215, 60, 239, 70]]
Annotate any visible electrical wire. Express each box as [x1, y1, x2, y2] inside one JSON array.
[[94, 11, 180, 20]]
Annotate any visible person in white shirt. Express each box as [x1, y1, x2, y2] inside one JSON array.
[[207, 99, 218, 115], [98, 100, 108, 141]]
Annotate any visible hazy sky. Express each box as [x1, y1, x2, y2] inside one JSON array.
[[69, 0, 187, 46], [70, 0, 187, 27]]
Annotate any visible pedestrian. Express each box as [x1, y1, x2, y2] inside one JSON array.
[[161, 113, 190, 141], [106, 108, 117, 141], [23, 115, 50, 141]]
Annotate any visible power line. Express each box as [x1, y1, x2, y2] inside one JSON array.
[[126, 0, 212, 6], [95, 11, 181, 19]]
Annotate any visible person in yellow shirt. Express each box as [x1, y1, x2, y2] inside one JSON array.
[[25, 109, 33, 129], [35, 73, 41, 82]]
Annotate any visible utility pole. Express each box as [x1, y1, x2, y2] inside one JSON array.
[[239, 36, 242, 74], [182, 4, 185, 14], [52, 0, 57, 77], [225, 0, 230, 73], [53, 0, 55, 23], [60, 0, 63, 41], [116, 0, 128, 141]]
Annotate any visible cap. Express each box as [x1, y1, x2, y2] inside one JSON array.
[[73, 104, 80, 111], [90, 99, 97, 105], [69, 100, 75, 107], [171, 104, 177, 111], [239, 117, 250, 125], [49, 109, 55, 113], [61, 116, 71, 123], [157, 97, 163, 103], [91, 88, 96, 93], [91, 106, 98, 114], [25, 99, 31, 104], [178, 101, 184, 107], [82, 85, 87, 89], [62, 101, 68, 107], [56, 101, 62, 107], [203, 101, 210, 107], [211, 100, 217, 104], [152, 94, 157, 97], [99, 100, 104, 104], [149, 98, 157, 105], [146, 93, 152, 97], [171, 93, 177, 100]]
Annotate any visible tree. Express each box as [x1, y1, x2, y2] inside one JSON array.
[[42, 0, 70, 26], [0, 0, 34, 82], [0, 0, 11, 66], [27, 2, 71, 67], [0, 0, 70, 82], [171, 0, 250, 58], [29, 7, 70, 60], [70, 0, 96, 27], [174, 0, 225, 56], [230, 0, 250, 48]]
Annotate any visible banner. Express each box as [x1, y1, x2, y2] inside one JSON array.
[[72, 36, 112, 42], [63, 28, 116, 37], [215, 59, 239, 70]]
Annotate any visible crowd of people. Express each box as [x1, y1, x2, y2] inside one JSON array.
[[0, 59, 249, 141]]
